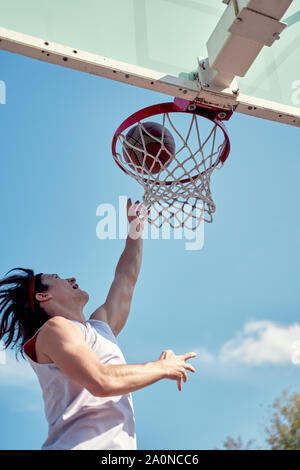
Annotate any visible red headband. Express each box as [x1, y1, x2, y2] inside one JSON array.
[[29, 276, 36, 312]]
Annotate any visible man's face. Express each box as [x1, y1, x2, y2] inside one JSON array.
[[40, 273, 89, 306]]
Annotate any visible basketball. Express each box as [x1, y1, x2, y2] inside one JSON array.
[[122, 122, 175, 174]]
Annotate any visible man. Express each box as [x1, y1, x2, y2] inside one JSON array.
[[0, 199, 196, 450]]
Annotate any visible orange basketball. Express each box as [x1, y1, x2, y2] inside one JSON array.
[[122, 122, 175, 174]]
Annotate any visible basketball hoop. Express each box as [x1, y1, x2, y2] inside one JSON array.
[[112, 98, 232, 230]]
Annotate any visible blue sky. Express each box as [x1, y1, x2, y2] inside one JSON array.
[[0, 48, 300, 450]]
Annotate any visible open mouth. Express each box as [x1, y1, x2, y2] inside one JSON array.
[[72, 283, 79, 290]]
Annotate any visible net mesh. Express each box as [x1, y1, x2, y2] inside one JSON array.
[[114, 112, 226, 230]]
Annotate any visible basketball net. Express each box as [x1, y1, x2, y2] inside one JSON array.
[[113, 101, 231, 231]]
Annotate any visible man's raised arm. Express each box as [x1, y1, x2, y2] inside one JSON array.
[[89, 199, 145, 336]]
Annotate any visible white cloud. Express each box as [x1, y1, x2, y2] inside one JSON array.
[[218, 320, 300, 365], [194, 347, 214, 363]]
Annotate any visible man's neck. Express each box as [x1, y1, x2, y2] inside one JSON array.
[[47, 303, 86, 324]]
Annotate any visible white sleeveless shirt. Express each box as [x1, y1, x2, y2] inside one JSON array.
[[23, 319, 137, 450]]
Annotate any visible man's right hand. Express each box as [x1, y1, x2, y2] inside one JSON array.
[[158, 350, 197, 391]]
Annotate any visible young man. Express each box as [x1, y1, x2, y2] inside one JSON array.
[[0, 199, 196, 450]]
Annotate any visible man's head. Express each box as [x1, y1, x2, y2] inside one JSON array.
[[0, 268, 89, 359], [34, 273, 89, 316]]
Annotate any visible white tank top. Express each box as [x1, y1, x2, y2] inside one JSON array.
[[23, 319, 137, 450]]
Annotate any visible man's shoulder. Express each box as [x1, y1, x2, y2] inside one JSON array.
[[35, 317, 86, 364], [37, 317, 84, 348]]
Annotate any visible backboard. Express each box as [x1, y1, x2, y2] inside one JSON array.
[[0, 0, 299, 126]]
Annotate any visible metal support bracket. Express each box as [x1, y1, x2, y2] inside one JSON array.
[[197, 57, 239, 96], [229, 7, 287, 47]]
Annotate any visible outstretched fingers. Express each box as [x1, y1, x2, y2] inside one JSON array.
[[184, 363, 196, 373], [179, 353, 196, 390], [178, 371, 188, 391], [183, 352, 197, 360]]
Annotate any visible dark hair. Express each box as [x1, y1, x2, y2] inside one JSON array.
[[0, 268, 50, 360]]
